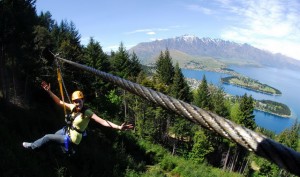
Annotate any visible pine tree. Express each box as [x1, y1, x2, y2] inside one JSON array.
[[155, 49, 174, 85], [205, 88, 229, 167], [38, 11, 55, 31], [82, 37, 111, 111], [152, 49, 176, 144], [277, 121, 300, 150], [110, 42, 131, 78], [239, 93, 256, 130], [189, 130, 214, 163], [171, 63, 191, 102], [169, 62, 193, 155], [224, 94, 256, 172], [211, 87, 229, 118], [85, 37, 110, 72], [193, 75, 212, 110], [229, 102, 242, 124], [110, 43, 143, 121], [0, 0, 39, 102], [127, 52, 142, 81], [51, 20, 84, 93]]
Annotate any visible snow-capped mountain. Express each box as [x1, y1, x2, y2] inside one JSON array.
[[129, 35, 300, 69]]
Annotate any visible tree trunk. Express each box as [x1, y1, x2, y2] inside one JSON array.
[[172, 137, 177, 156], [228, 155, 234, 172], [232, 148, 240, 172], [0, 43, 4, 99], [230, 148, 240, 172], [239, 158, 245, 173], [241, 158, 249, 175], [124, 90, 127, 118], [223, 146, 231, 170], [12, 63, 17, 104]]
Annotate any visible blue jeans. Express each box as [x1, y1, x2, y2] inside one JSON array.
[[31, 127, 70, 151]]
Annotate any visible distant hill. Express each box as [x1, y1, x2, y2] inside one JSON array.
[[129, 34, 300, 70]]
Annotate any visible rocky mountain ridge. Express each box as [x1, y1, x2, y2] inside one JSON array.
[[129, 35, 300, 70]]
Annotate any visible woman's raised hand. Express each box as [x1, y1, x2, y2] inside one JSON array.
[[120, 122, 134, 130], [41, 81, 51, 91]]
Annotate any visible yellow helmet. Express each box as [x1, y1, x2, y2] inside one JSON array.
[[72, 90, 84, 101]]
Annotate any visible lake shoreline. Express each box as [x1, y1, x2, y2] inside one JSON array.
[[182, 67, 298, 133], [222, 81, 281, 96], [184, 67, 291, 119], [254, 108, 291, 118], [184, 67, 282, 95]]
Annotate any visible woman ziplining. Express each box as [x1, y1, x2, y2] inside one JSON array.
[[22, 81, 134, 154]]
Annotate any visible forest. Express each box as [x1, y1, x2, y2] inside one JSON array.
[[1, 0, 300, 176]]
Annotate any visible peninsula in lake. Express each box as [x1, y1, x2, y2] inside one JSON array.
[[221, 76, 282, 95]]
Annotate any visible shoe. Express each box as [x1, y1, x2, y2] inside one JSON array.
[[22, 142, 32, 149]]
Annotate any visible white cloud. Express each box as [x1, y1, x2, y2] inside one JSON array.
[[103, 45, 119, 52], [103, 44, 136, 52], [127, 28, 168, 34], [186, 4, 214, 15], [150, 38, 163, 41], [80, 36, 90, 46], [254, 39, 300, 60], [218, 0, 300, 60], [147, 31, 156, 35]]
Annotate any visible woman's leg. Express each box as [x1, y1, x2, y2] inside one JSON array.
[[26, 133, 67, 150], [55, 127, 67, 135]]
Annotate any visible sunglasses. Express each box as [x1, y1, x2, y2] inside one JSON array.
[[73, 99, 82, 104]]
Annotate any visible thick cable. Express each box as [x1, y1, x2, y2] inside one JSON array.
[[56, 56, 300, 175]]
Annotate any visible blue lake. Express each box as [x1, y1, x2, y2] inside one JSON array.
[[182, 66, 300, 134]]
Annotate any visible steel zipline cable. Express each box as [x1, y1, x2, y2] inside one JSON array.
[[43, 50, 300, 175]]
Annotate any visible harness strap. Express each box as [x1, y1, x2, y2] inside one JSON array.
[[57, 68, 67, 115], [71, 125, 84, 134], [66, 107, 88, 135], [64, 135, 71, 152]]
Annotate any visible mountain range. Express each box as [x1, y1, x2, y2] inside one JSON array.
[[129, 34, 300, 70]]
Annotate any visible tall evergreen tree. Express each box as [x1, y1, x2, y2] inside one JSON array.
[[110, 42, 131, 78], [151, 49, 176, 144], [0, 0, 38, 102], [127, 52, 142, 81], [189, 129, 214, 163], [239, 93, 256, 130], [34, 11, 55, 50], [171, 63, 191, 102], [155, 49, 174, 85], [50, 20, 84, 92], [211, 87, 229, 118], [132, 71, 158, 140], [169, 62, 193, 155], [202, 87, 230, 167], [277, 121, 300, 150], [229, 101, 242, 124], [110, 43, 143, 121], [38, 11, 55, 31], [54, 20, 82, 60], [84, 37, 110, 72], [224, 94, 256, 173], [194, 75, 212, 110], [83, 37, 111, 110]]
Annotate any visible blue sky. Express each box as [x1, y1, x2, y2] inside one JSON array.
[[35, 0, 300, 60]]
